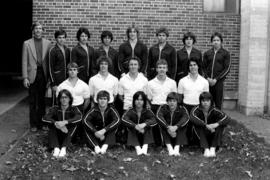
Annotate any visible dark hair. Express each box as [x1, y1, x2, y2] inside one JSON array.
[[126, 25, 139, 39], [132, 91, 147, 109], [54, 29, 67, 39], [211, 32, 223, 43], [97, 90, 110, 102], [156, 27, 169, 37], [166, 92, 179, 103], [188, 57, 202, 74], [58, 89, 73, 106], [199, 92, 214, 106], [156, 59, 168, 68], [76, 27, 91, 41], [31, 21, 44, 31], [96, 56, 111, 70], [182, 32, 196, 44], [67, 62, 78, 70], [128, 56, 141, 68], [101, 30, 113, 43]]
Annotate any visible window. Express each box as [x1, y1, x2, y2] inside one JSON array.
[[204, 0, 240, 14]]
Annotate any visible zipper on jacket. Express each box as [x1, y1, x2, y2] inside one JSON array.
[[211, 50, 217, 78], [170, 111, 174, 126]]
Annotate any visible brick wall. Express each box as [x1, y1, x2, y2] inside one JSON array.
[[33, 0, 240, 96]]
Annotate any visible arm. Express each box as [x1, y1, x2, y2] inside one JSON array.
[[202, 52, 209, 79], [104, 107, 121, 132], [213, 109, 230, 126], [66, 107, 82, 124], [22, 41, 30, 88], [143, 109, 157, 127], [83, 109, 98, 133], [190, 107, 206, 127], [122, 110, 137, 128], [118, 44, 125, 74], [140, 44, 148, 74], [156, 105, 169, 129], [171, 47, 177, 80], [175, 106, 189, 127], [42, 107, 57, 124], [215, 51, 231, 81], [48, 47, 57, 87]]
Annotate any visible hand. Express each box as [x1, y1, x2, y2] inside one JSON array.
[[60, 126, 68, 133], [121, 73, 126, 77], [206, 124, 215, 133], [135, 125, 145, 133], [167, 126, 177, 138], [212, 79, 217, 86], [23, 79, 30, 88], [57, 121, 68, 128], [52, 86, 58, 92], [208, 123, 219, 129], [95, 129, 106, 140]]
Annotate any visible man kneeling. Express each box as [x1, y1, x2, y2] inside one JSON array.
[[84, 90, 120, 154]]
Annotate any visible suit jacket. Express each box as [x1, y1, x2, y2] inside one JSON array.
[[22, 38, 52, 83]]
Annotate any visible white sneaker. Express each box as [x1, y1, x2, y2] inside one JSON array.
[[141, 144, 149, 155], [58, 147, 66, 157], [52, 147, 60, 157], [173, 145, 180, 156], [100, 144, 108, 154], [135, 146, 143, 155], [94, 146, 101, 154], [209, 147, 216, 157], [203, 148, 210, 157], [166, 144, 174, 156]]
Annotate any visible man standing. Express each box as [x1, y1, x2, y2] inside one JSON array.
[[22, 22, 52, 132]]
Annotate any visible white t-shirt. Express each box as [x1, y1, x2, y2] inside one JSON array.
[[147, 77, 177, 105], [57, 78, 90, 106], [89, 73, 118, 103], [118, 73, 148, 110], [178, 74, 209, 105]]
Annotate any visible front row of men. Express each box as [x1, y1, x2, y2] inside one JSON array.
[[42, 58, 230, 158]]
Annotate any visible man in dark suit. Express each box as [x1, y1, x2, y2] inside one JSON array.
[[22, 22, 52, 132]]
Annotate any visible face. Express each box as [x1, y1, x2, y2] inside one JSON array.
[[156, 64, 168, 76], [201, 99, 211, 110], [99, 61, 109, 73], [135, 95, 144, 109], [56, 34, 66, 46], [60, 93, 70, 107], [98, 97, 108, 108], [129, 28, 138, 41], [129, 59, 139, 73], [68, 68, 78, 78], [185, 37, 194, 48], [103, 36, 112, 46], [189, 61, 198, 75], [79, 32, 89, 45], [33, 25, 43, 39], [167, 99, 177, 111], [212, 36, 222, 49], [158, 32, 167, 44]]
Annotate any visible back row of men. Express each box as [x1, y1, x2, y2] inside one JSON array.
[[21, 21, 230, 133]]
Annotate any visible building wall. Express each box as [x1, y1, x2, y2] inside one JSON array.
[[238, 0, 270, 115], [33, 0, 240, 95]]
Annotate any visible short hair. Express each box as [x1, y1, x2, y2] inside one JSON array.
[[166, 92, 179, 103], [127, 56, 141, 68], [97, 90, 110, 102], [57, 89, 73, 106], [101, 30, 113, 43], [126, 25, 139, 39], [182, 32, 196, 44], [96, 56, 111, 70], [132, 91, 147, 109], [188, 57, 202, 73], [199, 92, 214, 106], [31, 21, 44, 31], [156, 27, 169, 37], [210, 32, 223, 43], [54, 29, 67, 39], [76, 27, 91, 41], [67, 62, 78, 70], [156, 59, 168, 68]]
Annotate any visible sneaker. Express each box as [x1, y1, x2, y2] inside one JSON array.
[[166, 144, 174, 156], [209, 147, 216, 157], [94, 146, 101, 154], [30, 127, 37, 132], [135, 146, 143, 156], [52, 147, 60, 157], [203, 148, 210, 157], [100, 144, 108, 154], [174, 146, 180, 156], [58, 147, 67, 157]]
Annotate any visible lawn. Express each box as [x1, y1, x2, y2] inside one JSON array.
[[0, 119, 270, 180]]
